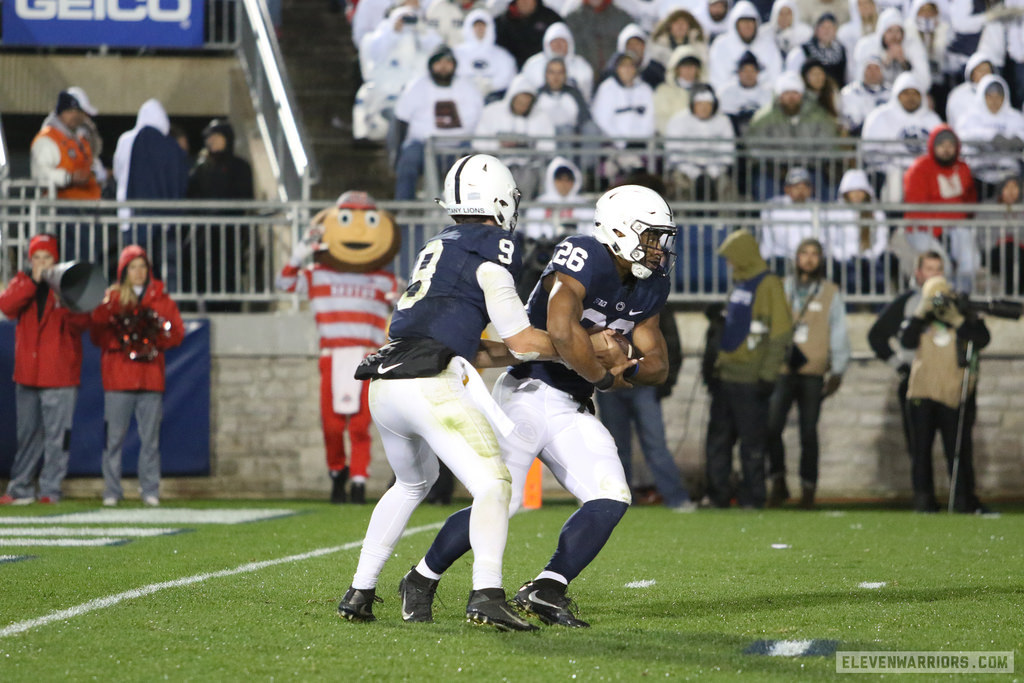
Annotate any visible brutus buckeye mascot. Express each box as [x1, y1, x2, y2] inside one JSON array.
[[276, 191, 401, 503]]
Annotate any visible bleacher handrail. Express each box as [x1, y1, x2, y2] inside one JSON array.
[[236, 0, 318, 201]]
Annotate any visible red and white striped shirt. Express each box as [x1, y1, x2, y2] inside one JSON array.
[[277, 263, 398, 349]]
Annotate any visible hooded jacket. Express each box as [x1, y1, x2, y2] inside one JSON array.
[[766, 0, 812, 56], [112, 99, 189, 216], [521, 22, 596, 99], [648, 8, 709, 69], [522, 156, 595, 238], [945, 51, 993, 127], [0, 270, 90, 388], [903, 123, 977, 236], [664, 86, 736, 177], [954, 74, 1024, 184], [853, 7, 930, 88], [839, 52, 890, 134], [977, 0, 1024, 64], [708, 1, 783, 90], [822, 168, 889, 261], [714, 229, 793, 384], [600, 23, 667, 89], [535, 61, 594, 133], [89, 246, 185, 393], [454, 9, 519, 97], [653, 43, 704, 133], [591, 55, 657, 139], [474, 75, 557, 162], [861, 72, 942, 172], [904, 0, 950, 83]]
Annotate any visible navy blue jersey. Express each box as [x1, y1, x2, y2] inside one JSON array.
[[388, 222, 522, 360], [510, 234, 670, 398]]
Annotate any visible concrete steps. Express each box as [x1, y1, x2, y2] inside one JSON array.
[[278, 0, 394, 200]]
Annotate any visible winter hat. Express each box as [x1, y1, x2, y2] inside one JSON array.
[[837, 168, 875, 200], [117, 244, 149, 281], [428, 45, 457, 68], [28, 234, 59, 262], [774, 70, 805, 96]]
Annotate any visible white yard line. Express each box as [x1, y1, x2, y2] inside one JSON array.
[[0, 509, 294, 525], [0, 521, 442, 639], [0, 538, 128, 547], [0, 527, 181, 537]]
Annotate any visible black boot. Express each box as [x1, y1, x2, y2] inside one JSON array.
[[330, 467, 350, 504], [350, 480, 366, 504]]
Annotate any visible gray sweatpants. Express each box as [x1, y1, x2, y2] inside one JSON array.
[[103, 390, 163, 500], [6, 384, 78, 500]]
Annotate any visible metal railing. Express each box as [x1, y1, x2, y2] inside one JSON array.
[[421, 135, 1022, 203], [3, 194, 1023, 308], [236, 0, 317, 201]]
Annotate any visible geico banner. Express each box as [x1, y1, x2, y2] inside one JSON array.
[[2, 0, 204, 48]]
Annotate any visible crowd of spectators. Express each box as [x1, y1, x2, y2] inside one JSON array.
[[346, 0, 1024, 294]]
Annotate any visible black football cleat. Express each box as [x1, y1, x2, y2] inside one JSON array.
[[466, 588, 538, 631], [398, 567, 439, 623], [338, 586, 382, 622], [514, 579, 590, 628]]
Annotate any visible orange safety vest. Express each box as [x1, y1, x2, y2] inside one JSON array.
[[33, 125, 102, 200]]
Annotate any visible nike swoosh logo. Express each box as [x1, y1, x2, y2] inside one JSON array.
[[628, 309, 645, 316], [402, 598, 415, 621], [378, 362, 402, 374], [528, 590, 562, 610]]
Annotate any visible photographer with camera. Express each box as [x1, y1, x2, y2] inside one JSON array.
[[899, 274, 991, 514], [868, 250, 944, 460]]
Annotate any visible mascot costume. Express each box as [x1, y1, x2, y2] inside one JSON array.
[[276, 191, 401, 503]]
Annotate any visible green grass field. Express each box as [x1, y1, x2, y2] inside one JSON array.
[[0, 500, 1020, 681]]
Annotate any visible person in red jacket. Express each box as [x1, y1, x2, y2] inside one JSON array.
[[903, 125, 980, 293], [0, 234, 90, 504], [90, 245, 184, 507]]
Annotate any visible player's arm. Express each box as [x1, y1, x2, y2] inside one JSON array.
[[623, 313, 669, 386], [547, 272, 635, 387], [476, 261, 557, 365]]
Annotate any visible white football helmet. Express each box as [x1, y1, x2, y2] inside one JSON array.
[[593, 185, 676, 279], [437, 154, 521, 231]]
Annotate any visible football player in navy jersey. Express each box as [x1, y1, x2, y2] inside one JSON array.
[[338, 154, 558, 631], [399, 185, 679, 628]]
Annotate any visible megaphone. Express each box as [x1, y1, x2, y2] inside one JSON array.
[[43, 261, 106, 313]]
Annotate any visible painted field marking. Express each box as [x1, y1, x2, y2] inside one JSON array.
[[745, 639, 840, 656], [0, 555, 33, 565], [0, 521, 443, 639], [0, 527, 183, 537], [858, 581, 887, 589], [0, 538, 129, 547], [0, 509, 294, 525], [624, 580, 657, 589]]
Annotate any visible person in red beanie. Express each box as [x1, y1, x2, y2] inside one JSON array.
[[0, 234, 90, 504], [89, 245, 184, 507]]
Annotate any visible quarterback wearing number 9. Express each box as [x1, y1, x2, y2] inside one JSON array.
[[338, 154, 556, 631], [403, 184, 678, 628]]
